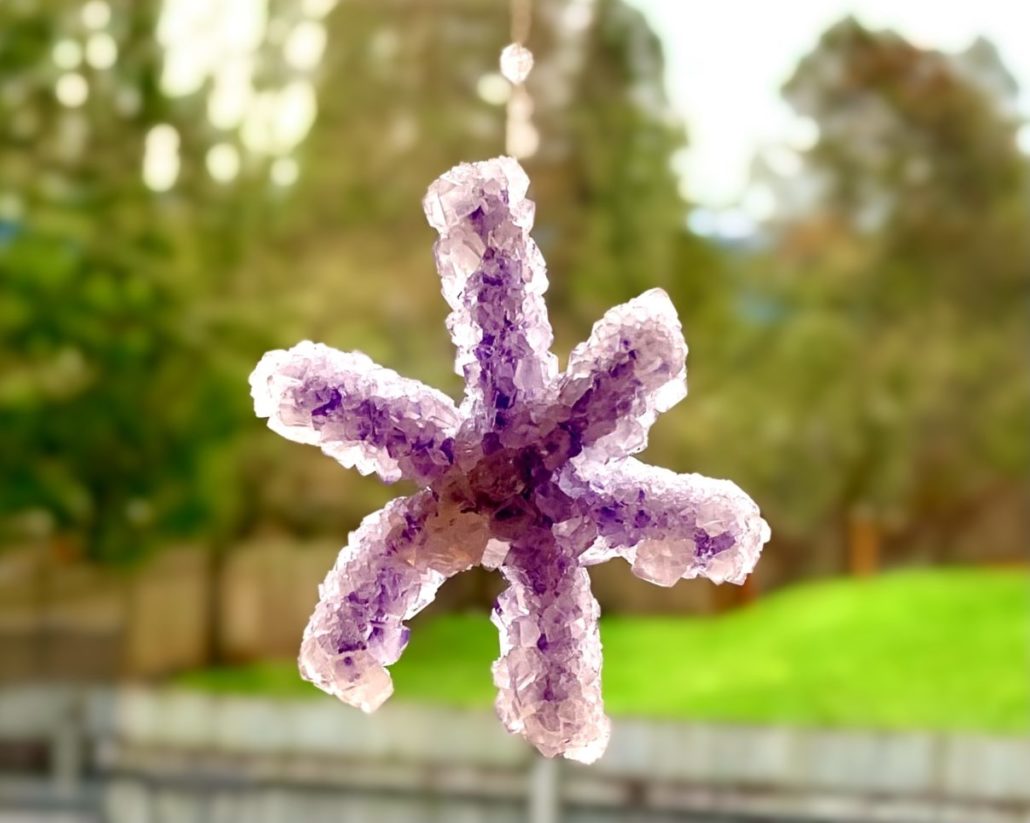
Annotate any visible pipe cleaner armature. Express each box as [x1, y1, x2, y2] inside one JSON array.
[[249, 157, 770, 763]]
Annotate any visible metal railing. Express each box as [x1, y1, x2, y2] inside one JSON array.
[[1, 685, 1028, 823]]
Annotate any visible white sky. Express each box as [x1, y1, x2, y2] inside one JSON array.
[[624, 0, 1030, 208]]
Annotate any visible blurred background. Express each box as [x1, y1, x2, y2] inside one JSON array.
[[0, 0, 1027, 821]]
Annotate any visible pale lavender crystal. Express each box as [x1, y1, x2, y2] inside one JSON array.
[[249, 156, 770, 764]]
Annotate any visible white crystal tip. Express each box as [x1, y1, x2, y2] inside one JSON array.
[[500, 43, 534, 84]]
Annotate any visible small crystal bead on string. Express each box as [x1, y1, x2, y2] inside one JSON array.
[[500, 43, 534, 84], [503, 0, 538, 158]]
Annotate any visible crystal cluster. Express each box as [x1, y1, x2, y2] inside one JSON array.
[[249, 156, 770, 763]]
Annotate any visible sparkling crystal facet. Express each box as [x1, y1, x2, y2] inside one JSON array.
[[250, 156, 770, 763]]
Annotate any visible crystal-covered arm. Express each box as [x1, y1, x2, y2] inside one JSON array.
[[423, 157, 558, 422], [566, 458, 770, 586], [250, 341, 461, 485], [300, 490, 491, 712], [552, 289, 687, 459], [492, 543, 610, 763]]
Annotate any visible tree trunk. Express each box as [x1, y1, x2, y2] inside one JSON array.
[[204, 538, 229, 667], [847, 508, 880, 576]]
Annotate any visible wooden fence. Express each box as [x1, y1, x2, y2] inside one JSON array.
[[0, 538, 719, 681]]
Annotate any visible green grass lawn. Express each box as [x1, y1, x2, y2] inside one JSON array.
[[177, 568, 1029, 734]]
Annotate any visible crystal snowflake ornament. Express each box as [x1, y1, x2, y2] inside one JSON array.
[[249, 157, 770, 763]]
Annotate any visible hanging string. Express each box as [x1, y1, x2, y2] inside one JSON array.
[[510, 0, 531, 44], [502, 0, 538, 158]]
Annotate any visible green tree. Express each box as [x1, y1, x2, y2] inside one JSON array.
[[721, 18, 1030, 573], [0, 0, 283, 561]]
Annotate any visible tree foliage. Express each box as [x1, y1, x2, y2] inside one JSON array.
[[0, 0, 274, 560], [714, 18, 1029, 571]]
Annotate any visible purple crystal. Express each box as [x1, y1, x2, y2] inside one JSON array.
[[249, 156, 770, 763]]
